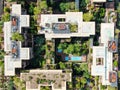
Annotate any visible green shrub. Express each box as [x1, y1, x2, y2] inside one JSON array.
[[70, 24, 78, 33], [83, 12, 93, 21], [113, 60, 118, 67], [11, 32, 24, 42], [60, 2, 75, 13], [4, 7, 10, 13], [1, 13, 10, 22]]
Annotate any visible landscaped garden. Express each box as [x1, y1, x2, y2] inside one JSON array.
[[40, 86, 52, 90], [69, 23, 78, 33], [56, 38, 89, 62], [13, 76, 26, 90], [45, 40, 55, 64], [66, 63, 95, 90], [28, 35, 46, 68], [11, 32, 24, 42]]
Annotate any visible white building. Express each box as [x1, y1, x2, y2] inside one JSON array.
[[39, 12, 95, 39], [91, 0, 106, 3], [4, 4, 32, 76], [91, 23, 117, 87]]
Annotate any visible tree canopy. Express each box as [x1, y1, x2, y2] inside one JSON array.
[[11, 32, 24, 41], [113, 60, 118, 67], [70, 24, 78, 32], [58, 62, 66, 69], [93, 8, 105, 23], [7, 78, 14, 90], [59, 2, 75, 13], [29, 3, 35, 15], [83, 12, 93, 21], [79, 0, 89, 12], [4, 7, 11, 13], [1, 13, 10, 22], [58, 41, 88, 56], [40, 0, 48, 9]]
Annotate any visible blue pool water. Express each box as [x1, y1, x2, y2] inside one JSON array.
[[65, 56, 69, 61], [71, 56, 82, 61], [57, 49, 62, 53]]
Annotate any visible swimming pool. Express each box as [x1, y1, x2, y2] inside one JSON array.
[[57, 49, 62, 53], [71, 56, 82, 61]]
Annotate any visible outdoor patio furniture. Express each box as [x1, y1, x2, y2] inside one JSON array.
[[12, 17, 17, 26], [58, 24, 66, 30], [108, 41, 117, 52], [109, 72, 117, 83]]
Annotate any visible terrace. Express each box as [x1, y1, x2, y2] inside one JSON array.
[[52, 23, 70, 34], [11, 41, 19, 59], [91, 23, 117, 87], [11, 16, 19, 32], [39, 12, 95, 39], [4, 4, 31, 76], [109, 72, 117, 83], [91, 0, 106, 3], [108, 40, 117, 52], [20, 70, 71, 90]]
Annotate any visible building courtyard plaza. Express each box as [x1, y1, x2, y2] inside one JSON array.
[[0, 0, 119, 90]]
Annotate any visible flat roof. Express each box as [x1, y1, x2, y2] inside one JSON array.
[[4, 22, 12, 51], [4, 4, 31, 76], [92, 46, 113, 85], [20, 15, 30, 27], [66, 12, 83, 23], [92, 0, 106, 2], [101, 23, 114, 46], [92, 46, 106, 75], [40, 12, 95, 38], [81, 22, 95, 35], [4, 55, 14, 76], [4, 42, 30, 76], [12, 4, 21, 15], [93, 46, 105, 58], [20, 48, 30, 60], [91, 23, 117, 86], [21, 70, 71, 90]]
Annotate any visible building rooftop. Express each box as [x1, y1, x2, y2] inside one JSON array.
[[91, 23, 117, 87], [82, 22, 95, 35], [39, 12, 95, 39], [92, 0, 106, 2], [21, 70, 72, 90], [4, 41, 30, 76], [20, 15, 29, 27], [101, 23, 114, 46], [4, 22, 12, 51], [4, 4, 31, 76], [12, 4, 21, 15]]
